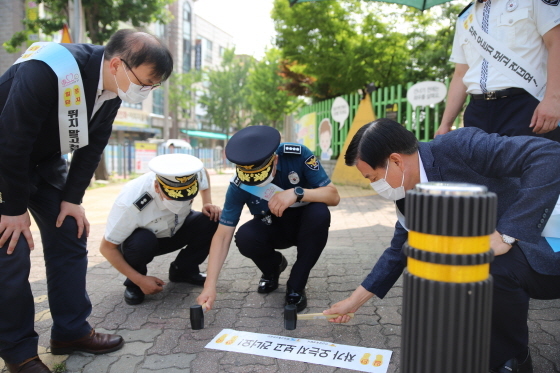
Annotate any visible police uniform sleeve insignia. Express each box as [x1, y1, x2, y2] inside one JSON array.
[[305, 155, 320, 171], [283, 144, 302, 155], [133, 192, 153, 211]]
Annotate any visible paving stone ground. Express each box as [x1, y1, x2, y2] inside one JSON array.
[[1, 172, 559, 373]]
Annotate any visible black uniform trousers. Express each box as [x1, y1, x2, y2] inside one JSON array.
[[0, 180, 92, 365], [234, 202, 331, 292], [490, 245, 560, 369], [121, 211, 218, 289], [464, 92, 560, 142]]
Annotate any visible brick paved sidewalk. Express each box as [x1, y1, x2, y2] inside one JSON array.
[[1, 173, 559, 373]]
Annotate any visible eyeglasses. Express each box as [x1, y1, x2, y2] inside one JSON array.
[[120, 59, 161, 92]]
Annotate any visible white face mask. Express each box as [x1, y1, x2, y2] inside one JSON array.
[[114, 67, 151, 104], [161, 198, 188, 214], [370, 161, 406, 201]]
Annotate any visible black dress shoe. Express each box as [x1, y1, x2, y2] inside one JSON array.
[[5, 356, 51, 373], [50, 329, 124, 355], [491, 351, 533, 373], [257, 254, 288, 293], [124, 286, 145, 305], [286, 287, 307, 312], [169, 262, 207, 286]]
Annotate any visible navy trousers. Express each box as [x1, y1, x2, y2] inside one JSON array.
[[234, 202, 331, 292], [121, 211, 218, 289], [490, 245, 560, 369], [0, 181, 92, 365], [464, 93, 560, 142]]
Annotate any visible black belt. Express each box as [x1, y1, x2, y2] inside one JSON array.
[[470, 88, 528, 100]]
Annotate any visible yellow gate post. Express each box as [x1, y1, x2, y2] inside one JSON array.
[[401, 182, 497, 373]]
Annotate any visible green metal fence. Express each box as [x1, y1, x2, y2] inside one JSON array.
[[297, 78, 464, 158]]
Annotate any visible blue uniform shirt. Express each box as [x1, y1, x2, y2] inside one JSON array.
[[219, 143, 331, 227]]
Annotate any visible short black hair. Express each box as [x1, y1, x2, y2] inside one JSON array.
[[345, 118, 418, 169], [105, 29, 173, 82]]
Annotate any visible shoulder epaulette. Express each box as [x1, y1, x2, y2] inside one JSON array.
[[283, 144, 302, 155], [133, 192, 153, 211], [458, 2, 474, 17]]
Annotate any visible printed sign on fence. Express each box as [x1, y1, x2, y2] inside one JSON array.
[[206, 329, 392, 373]]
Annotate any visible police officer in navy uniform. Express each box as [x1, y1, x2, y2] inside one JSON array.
[[100, 154, 220, 305], [198, 126, 340, 312]]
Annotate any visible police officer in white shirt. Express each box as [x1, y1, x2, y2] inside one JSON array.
[[435, 0, 560, 141], [100, 154, 220, 305]]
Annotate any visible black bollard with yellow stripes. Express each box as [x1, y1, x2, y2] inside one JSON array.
[[401, 182, 497, 373]]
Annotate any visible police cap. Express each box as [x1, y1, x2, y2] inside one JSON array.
[[226, 126, 281, 186], [148, 154, 203, 201]]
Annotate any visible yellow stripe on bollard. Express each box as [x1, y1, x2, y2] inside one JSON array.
[[408, 258, 490, 283], [409, 231, 490, 254]]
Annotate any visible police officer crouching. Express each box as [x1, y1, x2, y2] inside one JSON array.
[[100, 154, 220, 305], [197, 126, 340, 313]]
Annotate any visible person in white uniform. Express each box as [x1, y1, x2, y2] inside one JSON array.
[[435, 0, 560, 141], [100, 154, 220, 305]]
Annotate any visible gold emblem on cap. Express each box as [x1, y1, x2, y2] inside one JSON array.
[[186, 182, 198, 196], [175, 175, 194, 183], [164, 188, 184, 199], [238, 164, 255, 170]]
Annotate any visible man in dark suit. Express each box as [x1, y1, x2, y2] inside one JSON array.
[[323, 119, 560, 373], [0, 29, 172, 372]]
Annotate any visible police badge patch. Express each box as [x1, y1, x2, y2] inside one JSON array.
[[541, 0, 559, 5], [288, 171, 300, 184], [133, 192, 153, 211], [305, 155, 319, 171]]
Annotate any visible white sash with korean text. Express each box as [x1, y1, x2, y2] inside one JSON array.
[[14, 42, 89, 154], [459, 4, 547, 100], [234, 177, 309, 208]]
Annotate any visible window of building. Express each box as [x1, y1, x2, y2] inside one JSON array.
[[122, 101, 142, 110], [153, 89, 164, 115], [219, 46, 226, 57], [183, 2, 192, 72], [205, 39, 213, 64]]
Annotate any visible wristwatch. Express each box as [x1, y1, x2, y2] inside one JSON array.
[[294, 186, 304, 203], [501, 233, 516, 246]]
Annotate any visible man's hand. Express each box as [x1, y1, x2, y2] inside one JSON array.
[[202, 203, 221, 222], [197, 286, 217, 311], [491, 231, 513, 256], [268, 190, 297, 217], [530, 96, 560, 134], [434, 123, 453, 138], [136, 275, 165, 295], [323, 297, 360, 324], [0, 212, 34, 254], [57, 201, 90, 238]]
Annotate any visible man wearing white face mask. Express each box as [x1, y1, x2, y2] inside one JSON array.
[[0, 29, 172, 371], [100, 154, 221, 305], [323, 118, 560, 373], [198, 126, 340, 313]]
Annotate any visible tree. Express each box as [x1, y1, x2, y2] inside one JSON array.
[[247, 48, 304, 130], [199, 49, 252, 136], [4, 0, 172, 52], [272, 0, 469, 100]]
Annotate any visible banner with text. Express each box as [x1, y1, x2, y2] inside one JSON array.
[[206, 329, 392, 373]]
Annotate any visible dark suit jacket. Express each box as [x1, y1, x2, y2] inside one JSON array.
[[0, 43, 122, 216], [362, 127, 560, 298]]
